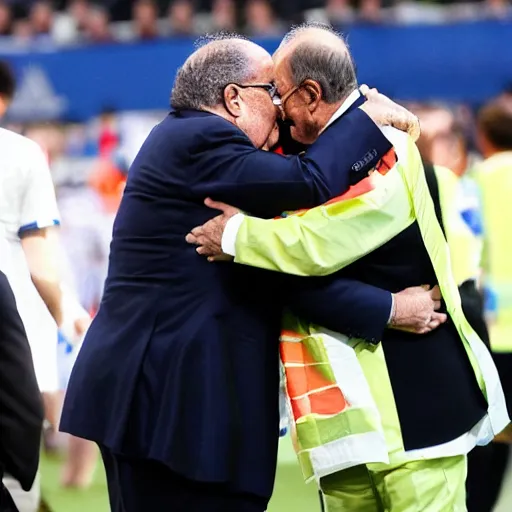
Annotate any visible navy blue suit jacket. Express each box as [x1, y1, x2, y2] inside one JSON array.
[[0, 271, 43, 499], [61, 107, 393, 500]]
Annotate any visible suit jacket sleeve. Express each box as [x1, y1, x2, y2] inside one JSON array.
[[228, 145, 417, 276], [192, 109, 392, 218], [284, 276, 392, 343], [0, 271, 44, 491]]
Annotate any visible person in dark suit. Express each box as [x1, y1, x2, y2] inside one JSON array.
[[187, 25, 505, 511], [0, 270, 44, 512], [60, 35, 438, 512]]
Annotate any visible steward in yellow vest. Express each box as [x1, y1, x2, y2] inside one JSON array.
[[475, 99, 512, 442]]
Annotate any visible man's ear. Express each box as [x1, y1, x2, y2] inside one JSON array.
[[223, 85, 243, 118], [300, 79, 322, 113]]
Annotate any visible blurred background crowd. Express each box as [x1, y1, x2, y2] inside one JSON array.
[[0, 0, 511, 510], [0, 0, 510, 47]]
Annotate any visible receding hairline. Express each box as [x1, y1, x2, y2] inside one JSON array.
[[190, 37, 270, 69], [273, 27, 350, 88], [194, 37, 250, 55], [276, 26, 349, 59], [273, 24, 357, 104], [170, 34, 274, 110]]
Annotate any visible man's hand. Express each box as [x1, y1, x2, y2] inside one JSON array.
[[359, 84, 421, 142], [186, 198, 239, 261], [74, 316, 91, 338], [494, 423, 512, 444], [389, 285, 447, 334]]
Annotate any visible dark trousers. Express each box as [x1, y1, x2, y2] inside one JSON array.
[[467, 442, 509, 512], [466, 351, 512, 512], [99, 446, 268, 512], [0, 484, 18, 512], [460, 282, 512, 511]]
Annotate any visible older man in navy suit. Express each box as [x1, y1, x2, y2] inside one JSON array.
[[60, 35, 438, 511]]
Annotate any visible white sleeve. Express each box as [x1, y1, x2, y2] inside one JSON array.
[[221, 213, 245, 256], [18, 143, 60, 235]]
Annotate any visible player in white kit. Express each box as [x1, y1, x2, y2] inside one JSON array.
[[0, 127, 62, 393], [0, 61, 63, 512]]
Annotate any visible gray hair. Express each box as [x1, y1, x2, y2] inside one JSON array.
[[170, 33, 254, 110], [280, 22, 357, 104]]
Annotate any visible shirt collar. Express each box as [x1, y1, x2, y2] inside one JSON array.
[[320, 88, 361, 135]]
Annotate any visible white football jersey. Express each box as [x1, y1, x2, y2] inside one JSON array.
[[0, 127, 61, 392]]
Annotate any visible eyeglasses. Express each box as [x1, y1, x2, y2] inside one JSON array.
[[232, 82, 282, 106], [279, 85, 300, 109]]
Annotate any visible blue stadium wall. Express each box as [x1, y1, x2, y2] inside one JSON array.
[[1, 20, 511, 121]]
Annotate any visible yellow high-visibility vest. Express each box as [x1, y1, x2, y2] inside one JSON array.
[[434, 165, 482, 287], [476, 151, 512, 353]]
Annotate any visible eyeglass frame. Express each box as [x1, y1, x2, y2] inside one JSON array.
[[230, 82, 282, 106], [278, 84, 303, 110]]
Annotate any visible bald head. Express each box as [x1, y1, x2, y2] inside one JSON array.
[[171, 34, 272, 110], [194, 36, 268, 62], [280, 24, 348, 52], [275, 22, 357, 104]]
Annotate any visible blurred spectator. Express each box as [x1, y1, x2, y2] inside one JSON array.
[[88, 157, 126, 214], [0, 1, 12, 36], [421, 107, 470, 175], [472, 97, 512, 508], [97, 108, 119, 157], [24, 122, 67, 165], [12, 19, 33, 43], [29, 0, 54, 36], [412, 102, 483, 175], [244, 0, 284, 37], [53, 0, 91, 44], [68, 0, 91, 30], [88, 108, 127, 215], [391, 0, 447, 24], [326, 0, 355, 25], [64, 122, 97, 157], [132, 0, 160, 40], [447, 0, 512, 21], [167, 0, 195, 35], [359, 0, 383, 22], [304, 0, 358, 27], [0, 0, 508, 46], [211, 0, 236, 31], [83, 5, 112, 43], [483, 0, 512, 18], [413, 105, 455, 158], [476, 97, 512, 159]]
